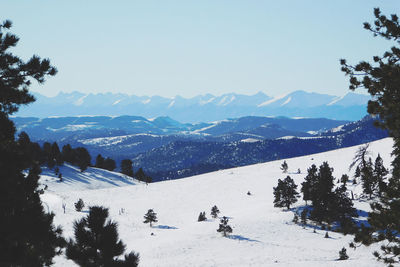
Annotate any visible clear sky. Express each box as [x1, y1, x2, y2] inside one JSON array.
[[2, 0, 399, 98]]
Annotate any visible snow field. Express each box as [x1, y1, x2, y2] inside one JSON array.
[[41, 138, 394, 266]]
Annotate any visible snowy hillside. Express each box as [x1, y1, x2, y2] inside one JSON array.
[[40, 138, 394, 266]]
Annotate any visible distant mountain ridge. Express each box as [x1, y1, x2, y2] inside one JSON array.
[[16, 90, 370, 122]]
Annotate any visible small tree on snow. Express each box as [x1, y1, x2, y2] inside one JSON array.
[[198, 211, 207, 222], [217, 216, 232, 237], [338, 247, 349, 260], [143, 209, 158, 227], [74, 198, 84, 212], [280, 161, 288, 173], [211, 205, 220, 218], [273, 176, 299, 209]]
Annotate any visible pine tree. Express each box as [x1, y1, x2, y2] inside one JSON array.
[[121, 159, 134, 177], [143, 209, 158, 227], [360, 158, 375, 199], [374, 154, 388, 196], [301, 164, 318, 205], [75, 147, 91, 172], [217, 216, 232, 237], [103, 157, 116, 171], [273, 176, 299, 209], [300, 208, 308, 225], [338, 247, 349, 260], [74, 198, 85, 212], [66, 206, 139, 266], [198, 211, 207, 222], [95, 154, 105, 169], [0, 20, 65, 266], [280, 160, 288, 173], [341, 8, 400, 264], [309, 162, 336, 223], [211, 205, 220, 218], [62, 144, 74, 164]]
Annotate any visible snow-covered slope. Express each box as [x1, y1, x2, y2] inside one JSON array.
[[41, 138, 394, 266]]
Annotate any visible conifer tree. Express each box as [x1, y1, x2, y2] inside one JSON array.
[[273, 176, 299, 209], [301, 164, 318, 205], [280, 160, 288, 173], [66, 206, 139, 266], [374, 154, 388, 196], [121, 159, 134, 177], [360, 158, 375, 199], [341, 8, 400, 264], [338, 247, 349, 260], [211, 205, 220, 218], [0, 19, 65, 266], [143, 209, 158, 227], [300, 208, 308, 225], [62, 144, 74, 164], [309, 162, 336, 223], [103, 157, 116, 171], [74, 198, 85, 212], [75, 147, 91, 172], [217, 216, 232, 237], [95, 154, 105, 169], [198, 211, 207, 222]]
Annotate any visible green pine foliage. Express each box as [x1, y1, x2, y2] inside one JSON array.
[[211, 205, 220, 218], [198, 211, 207, 222], [143, 209, 158, 227], [0, 19, 65, 266], [273, 175, 299, 209], [341, 8, 400, 265], [280, 160, 288, 173], [338, 247, 349, 260], [217, 216, 233, 237], [121, 159, 134, 177], [66, 206, 139, 266], [74, 198, 85, 212]]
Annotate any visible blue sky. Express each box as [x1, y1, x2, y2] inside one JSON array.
[[2, 1, 400, 97]]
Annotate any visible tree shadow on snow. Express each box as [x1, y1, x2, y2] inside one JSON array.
[[154, 225, 178, 230], [228, 235, 260, 243]]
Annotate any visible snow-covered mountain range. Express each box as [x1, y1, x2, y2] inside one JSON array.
[[41, 138, 393, 266], [17, 90, 370, 122]]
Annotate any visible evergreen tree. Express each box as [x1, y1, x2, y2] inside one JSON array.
[[309, 162, 336, 223], [103, 157, 116, 171], [75, 147, 91, 172], [95, 154, 105, 169], [217, 216, 232, 237], [51, 142, 63, 166], [374, 154, 388, 196], [280, 160, 288, 173], [338, 247, 349, 260], [301, 164, 318, 205], [340, 174, 349, 186], [211, 205, 220, 218], [360, 158, 375, 199], [62, 144, 74, 164], [341, 8, 400, 264], [66, 206, 139, 266], [273, 176, 299, 209], [143, 209, 158, 227], [43, 142, 55, 168], [74, 198, 85, 212], [354, 166, 361, 184], [300, 208, 308, 225], [136, 167, 152, 183], [198, 211, 207, 222], [0, 19, 65, 266], [121, 159, 134, 177]]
